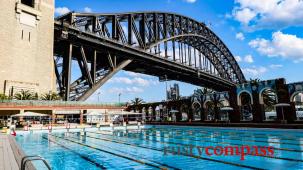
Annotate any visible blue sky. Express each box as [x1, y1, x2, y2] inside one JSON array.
[[55, 0, 303, 103]]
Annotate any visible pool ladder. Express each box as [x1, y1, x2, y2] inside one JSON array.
[[21, 155, 51, 170]]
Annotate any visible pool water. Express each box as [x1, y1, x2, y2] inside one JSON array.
[[15, 126, 303, 170]]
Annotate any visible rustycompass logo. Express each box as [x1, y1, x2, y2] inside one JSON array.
[[164, 145, 275, 160]]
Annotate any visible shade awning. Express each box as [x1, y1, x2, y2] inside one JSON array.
[[54, 110, 81, 115], [84, 111, 103, 116], [11, 112, 50, 117], [108, 111, 143, 115]]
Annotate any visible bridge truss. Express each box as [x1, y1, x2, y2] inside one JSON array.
[[54, 12, 246, 101]]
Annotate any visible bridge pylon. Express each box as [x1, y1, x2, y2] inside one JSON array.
[[0, 0, 56, 96]]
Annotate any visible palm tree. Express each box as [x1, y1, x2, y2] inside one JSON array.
[[250, 78, 261, 86], [250, 78, 277, 114], [41, 92, 61, 101], [262, 89, 277, 112], [14, 90, 35, 100], [210, 93, 224, 121], [0, 93, 10, 100], [192, 87, 213, 102], [192, 87, 214, 121], [131, 98, 144, 105]]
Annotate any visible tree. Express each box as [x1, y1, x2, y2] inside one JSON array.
[[41, 92, 61, 101], [14, 90, 36, 100], [250, 78, 261, 86], [0, 93, 10, 100], [192, 87, 214, 121], [262, 89, 277, 112], [209, 93, 224, 121], [131, 98, 145, 105]]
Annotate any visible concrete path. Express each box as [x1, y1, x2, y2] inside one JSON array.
[[0, 134, 19, 170]]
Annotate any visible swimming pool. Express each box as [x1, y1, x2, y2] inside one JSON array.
[[15, 126, 303, 170]]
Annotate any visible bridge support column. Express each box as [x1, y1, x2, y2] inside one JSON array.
[[62, 43, 72, 101], [77, 59, 132, 101]]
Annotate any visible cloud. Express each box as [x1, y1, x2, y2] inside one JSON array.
[[236, 32, 245, 40], [55, 7, 70, 16], [125, 72, 150, 78], [269, 64, 283, 69], [108, 77, 158, 87], [233, 7, 256, 25], [243, 55, 254, 63], [231, 0, 303, 29], [184, 0, 197, 3], [235, 55, 242, 62], [243, 64, 284, 78], [249, 31, 303, 62], [234, 54, 254, 63], [108, 87, 144, 94], [84, 7, 92, 13], [242, 66, 267, 77]]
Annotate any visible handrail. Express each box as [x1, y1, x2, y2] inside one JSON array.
[[0, 100, 126, 107], [21, 155, 51, 170]]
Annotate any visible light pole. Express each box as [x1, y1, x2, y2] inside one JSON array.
[[118, 93, 121, 103], [165, 75, 168, 101], [165, 75, 168, 121], [97, 92, 101, 103]]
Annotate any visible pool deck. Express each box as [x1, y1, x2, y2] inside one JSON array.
[[0, 134, 19, 170], [147, 122, 303, 129]]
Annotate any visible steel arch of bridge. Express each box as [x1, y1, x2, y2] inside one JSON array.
[[54, 12, 246, 101]]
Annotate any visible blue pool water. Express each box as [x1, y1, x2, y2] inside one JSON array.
[[15, 126, 303, 170]]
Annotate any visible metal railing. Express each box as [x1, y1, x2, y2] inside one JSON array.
[[0, 100, 125, 107], [21, 155, 51, 170]]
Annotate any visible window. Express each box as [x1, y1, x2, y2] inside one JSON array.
[[21, 0, 34, 8]]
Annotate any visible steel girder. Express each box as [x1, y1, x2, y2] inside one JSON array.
[[54, 12, 246, 101]]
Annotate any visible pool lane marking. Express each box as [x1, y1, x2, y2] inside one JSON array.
[[136, 127, 303, 140], [105, 130, 303, 153], [135, 127, 303, 140], [143, 128, 303, 143], [133, 128, 303, 143], [148, 126, 303, 138], [69, 132, 264, 170], [49, 134, 171, 170], [50, 134, 168, 170], [126, 129, 303, 147], [141, 131, 303, 153], [128, 128, 303, 144], [145, 130, 303, 147], [60, 133, 181, 170], [87, 131, 303, 163], [40, 135, 107, 169]]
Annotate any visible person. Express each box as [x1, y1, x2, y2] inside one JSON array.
[[11, 129, 16, 136]]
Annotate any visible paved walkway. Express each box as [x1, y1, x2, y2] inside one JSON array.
[[0, 134, 19, 170]]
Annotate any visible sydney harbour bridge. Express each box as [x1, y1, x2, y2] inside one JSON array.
[[54, 12, 246, 101]]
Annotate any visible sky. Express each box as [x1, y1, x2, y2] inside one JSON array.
[[55, 0, 303, 103]]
